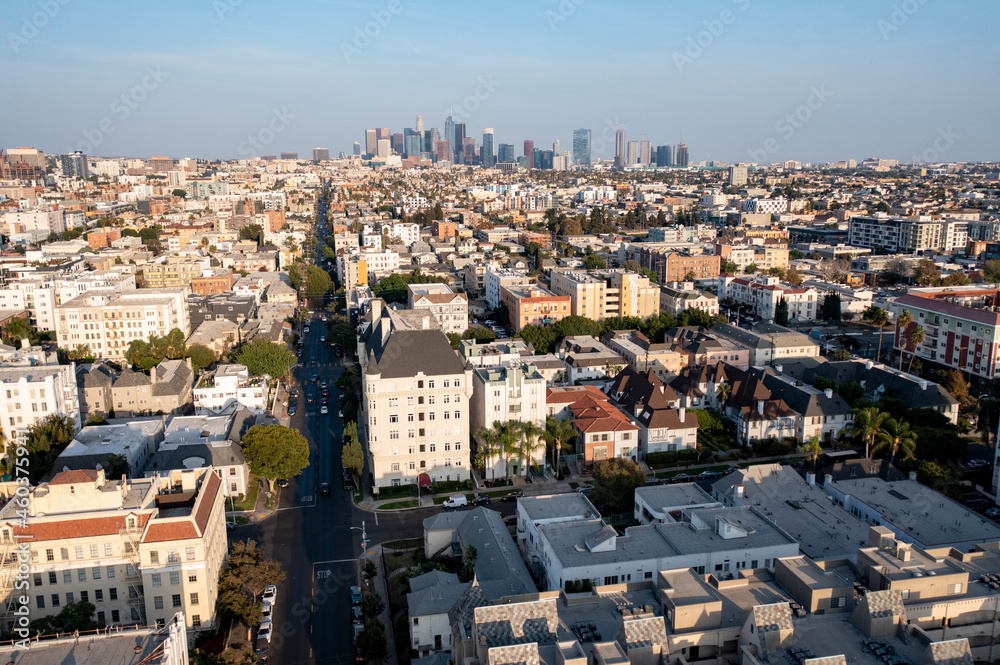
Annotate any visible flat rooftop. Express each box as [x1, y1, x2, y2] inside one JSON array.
[[0, 628, 175, 664], [827, 477, 1000, 549], [774, 612, 924, 665], [62, 419, 165, 458], [519, 493, 601, 522], [161, 415, 231, 446], [636, 483, 717, 514]]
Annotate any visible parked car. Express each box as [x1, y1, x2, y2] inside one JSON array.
[[352, 606, 363, 620], [262, 585, 277, 604], [501, 490, 524, 502], [967, 459, 990, 469], [471, 495, 491, 506], [987, 507, 1000, 518], [319, 482, 330, 495], [276, 478, 289, 488], [258, 622, 273, 643], [670, 474, 692, 484], [443, 494, 468, 509], [337, 409, 343, 417], [287, 403, 296, 415], [261, 601, 273, 621], [350, 586, 363, 604]]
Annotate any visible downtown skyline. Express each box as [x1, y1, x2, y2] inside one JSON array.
[[2, 0, 997, 163]]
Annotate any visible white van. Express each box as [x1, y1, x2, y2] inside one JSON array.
[[443, 495, 468, 509]]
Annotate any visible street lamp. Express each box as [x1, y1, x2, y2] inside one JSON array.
[[350, 522, 368, 583]]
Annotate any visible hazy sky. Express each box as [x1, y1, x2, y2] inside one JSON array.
[[3, 0, 998, 164]]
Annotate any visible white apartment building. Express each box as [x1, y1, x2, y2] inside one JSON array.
[[56, 289, 191, 362], [0, 361, 80, 444], [192, 364, 267, 415], [1, 209, 66, 236], [407, 284, 468, 335], [0, 272, 138, 331], [385, 222, 420, 246], [0, 467, 227, 631], [336, 248, 401, 287], [743, 198, 788, 214], [848, 215, 969, 254], [549, 270, 659, 321], [717, 275, 818, 322], [358, 301, 474, 489], [659, 282, 720, 316], [483, 267, 529, 310], [469, 363, 547, 479]]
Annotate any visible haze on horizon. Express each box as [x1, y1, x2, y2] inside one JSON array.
[[2, 0, 998, 164]]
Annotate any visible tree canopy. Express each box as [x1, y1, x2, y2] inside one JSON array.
[[590, 458, 646, 514], [230, 339, 296, 378], [242, 424, 310, 491], [342, 422, 365, 479], [125, 328, 187, 370], [17, 415, 76, 484], [187, 344, 218, 372]]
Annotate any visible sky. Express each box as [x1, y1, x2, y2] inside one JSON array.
[[2, 0, 998, 164]]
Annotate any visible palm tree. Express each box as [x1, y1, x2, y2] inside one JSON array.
[[906, 326, 925, 373], [799, 436, 823, 471], [843, 406, 889, 458], [515, 421, 546, 480], [474, 423, 504, 480], [896, 309, 913, 370], [544, 417, 577, 477], [497, 421, 522, 479], [867, 307, 889, 362], [716, 382, 732, 410], [871, 418, 917, 466]]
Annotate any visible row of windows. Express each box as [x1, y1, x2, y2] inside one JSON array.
[[388, 442, 462, 455], [378, 379, 461, 393], [37, 587, 117, 608], [390, 459, 463, 472], [381, 426, 461, 440], [45, 544, 115, 561]]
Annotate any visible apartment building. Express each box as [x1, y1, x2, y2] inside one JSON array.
[[602, 330, 684, 379], [638, 248, 720, 283], [408, 284, 469, 335], [717, 275, 818, 322], [659, 282, 720, 316], [0, 360, 80, 444], [336, 248, 400, 288], [0, 467, 227, 631], [469, 363, 547, 478], [893, 289, 1000, 380], [111, 359, 194, 418], [483, 267, 529, 310], [848, 215, 969, 254], [358, 301, 474, 488], [500, 285, 571, 333], [88, 229, 121, 250], [716, 242, 789, 272], [56, 289, 191, 362], [0, 271, 138, 332], [549, 270, 659, 321], [144, 258, 208, 289], [193, 364, 266, 415], [190, 269, 234, 296]]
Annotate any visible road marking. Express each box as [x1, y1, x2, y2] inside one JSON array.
[[374, 512, 378, 526], [313, 558, 356, 566]]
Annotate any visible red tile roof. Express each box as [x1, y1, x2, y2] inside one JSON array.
[[50, 469, 100, 485], [571, 395, 638, 434], [144, 522, 198, 542], [545, 385, 604, 404], [12, 513, 150, 542]]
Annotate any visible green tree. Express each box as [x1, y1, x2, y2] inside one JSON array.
[[984, 259, 1000, 283], [830, 349, 851, 361], [433, 202, 444, 220], [843, 406, 889, 458], [799, 436, 822, 470], [171, 188, 186, 198], [583, 253, 606, 269], [862, 305, 890, 362], [242, 425, 310, 492], [326, 315, 356, 350], [513, 421, 545, 479], [1, 317, 36, 346], [872, 418, 917, 465], [907, 326, 925, 372], [360, 593, 385, 620], [231, 339, 296, 378], [125, 328, 187, 370], [785, 267, 804, 286], [104, 453, 129, 479], [745, 263, 759, 274], [187, 344, 218, 372], [239, 223, 264, 246], [15, 415, 76, 483], [913, 259, 941, 287], [590, 458, 646, 514], [29, 601, 98, 636], [357, 619, 389, 663], [224, 539, 287, 599], [342, 422, 365, 479], [363, 558, 378, 581], [544, 416, 577, 477], [720, 259, 739, 274], [304, 265, 334, 299], [474, 423, 505, 479], [775, 298, 789, 326], [896, 309, 913, 370], [320, 244, 336, 261]]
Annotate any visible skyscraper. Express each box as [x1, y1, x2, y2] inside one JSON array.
[[376, 139, 390, 159], [640, 140, 651, 166], [728, 165, 748, 187], [614, 129, 626, 168], [404, 129, 420, 157], [626, 141, 639, 166], [353, 142, 361, 156], [436, 140, 451, 164], [552, 139, 560, 154], [444, 114, 455, 159], [391, 133, 404, 156], [655, 145, 673, 167], [59, 151, 88, 178], [425, 128, 439, 156], [538, 150, 554, 170], [463, 138, 476, 165], [523, 140, 534, 169], [415, 115, 424, 136], [676, 141, 689, 167], [365, 129, 377, 157], [453, 123, 466, 163], [572, 129, 592, 166], [482, 128, 495, 168], [312, 147, 330, 161], [376, 127, 391, 142], [498, 144, 515, 163]]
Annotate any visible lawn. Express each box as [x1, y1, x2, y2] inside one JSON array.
[[379, 500, 418, 510], [382, 537, 422, 551], [432, 493, 476, 505], [232, 480, 260, 511]]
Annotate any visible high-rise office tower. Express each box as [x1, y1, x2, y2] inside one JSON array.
[[376, 139, 390, 159], [415, 115, 424, 136], [614, 129, 626, 168], [640, 140, 651, 166], [482, 129, 495, 168], [728, 165, 748, 187], [523, 140, 534, 169], [365, 130, 377, 157], [573, 128, 592, 166], [280, 152, 298, 160], [391, 133, 404, 155], [444, 114, 455, 159], [376, 127, 391, 142], [626, 141, 639, 166], [425, 128, 439, 156], [453, 123, 466, 163], [403, 129, 418, 157], [655, 145, 673, 167], [436, 140, 451, 164], [463, 138, 476, 165], [353, 142, 361, 156], [552, 139, 560, 154], [676, 141, 689, 167], [312, 147, 330, 161], [498, 144, 515, 163], [538, 150, 554, 170], [59, 152, 89, 179]]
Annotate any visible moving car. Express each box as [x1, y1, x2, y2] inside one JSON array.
[[320, 405, 329, 415], [501, 490, 524, 502], [319, 482, 330, 495], [337, 409, 343, 417], [442, 494, 468, 509], [276, 478, 289, 488], [320, 336, 327, 342], [310, 374, 319, 382]]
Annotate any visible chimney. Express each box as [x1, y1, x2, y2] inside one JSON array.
[[20, 338, 29, 349], [757, 400, 765, 415], [678, 407, 686, 423], [824, 388, 833, 399], [824, 473, 834, 485], [866, 360, 874, 370], [919, 379, 927, 391], [806, 472, 815, 486], [150, 367, 157, 384], [908, 471, 918, 481], [734, 485, 744, 500], [370, 299, 382, 320], [775, 364, 783, 373]]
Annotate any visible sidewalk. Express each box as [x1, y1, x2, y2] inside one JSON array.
[[364, 545, 397, 665]]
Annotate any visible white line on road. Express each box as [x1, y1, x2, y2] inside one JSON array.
[[374, 512, 378, 526], [313, 558, 357, 566]]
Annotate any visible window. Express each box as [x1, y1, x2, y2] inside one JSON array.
[[154, 596, 164, 610], [188, 573, 197, 583], [63, 571, 72, 584], [80, 591, 89, 603], [97, 611, 105, 624], [407, 413, 414, 422], [46, 549, 53, 562], [167, 550, 179, 563], [948, 583, 963, 595], [150, 551, 159, 565], [48, 572, 56, 584], [455, 442, 461, 451], [75, 546, 84, 559], [389, 431, 399, 440], [391, 463, 399, 472], [78, 569, 86, 582], [66, 592, 74, 604], [428, 380, 435, 389], [429, 444, 436, 453], [107, 566, 115, 579], [36, 595, 44, 609], [192, 615, 201, 628], [61, 547, 69, 560], [899, 590, 910, 600], [111, 610, 120, 623], [109, 588, 118, 601], [186, 547, 195, 561], [90, 544, 98, 558], [172, 594, 182, 608], [830, 596, 847, 608], [170, 572, 180, 585], [152, 574, 162, 587], [51, 594, 60, 607], [92, 567, 101, 580], [190, 593, 199, 605], [389, 415, 398, 423], [95, 589, 104, 602]]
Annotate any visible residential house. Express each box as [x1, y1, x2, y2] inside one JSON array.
[[193, 364, 267, 415], [111, 358, 194, 418], [606, 368, 698, 456]]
